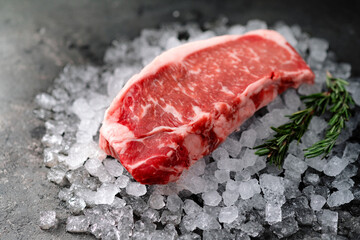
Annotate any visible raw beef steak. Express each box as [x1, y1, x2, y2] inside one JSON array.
[[99, 29, 314, 184]]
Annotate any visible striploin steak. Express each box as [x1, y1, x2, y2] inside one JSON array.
[[99, 30, 315, 184]]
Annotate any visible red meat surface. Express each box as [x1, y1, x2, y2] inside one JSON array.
[[99, 30, 315, 184]]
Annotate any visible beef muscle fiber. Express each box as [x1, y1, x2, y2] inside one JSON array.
[[99, 29, 315, 184]]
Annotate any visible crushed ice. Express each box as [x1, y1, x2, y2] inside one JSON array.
[[34, 18, 360, 239]]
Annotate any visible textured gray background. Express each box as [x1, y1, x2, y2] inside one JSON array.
[[0, 0, 359, 239]]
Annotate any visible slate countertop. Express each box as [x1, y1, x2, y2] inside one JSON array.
[[0, 0, 359, 239]]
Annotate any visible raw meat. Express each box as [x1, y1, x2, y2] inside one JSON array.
[[99, 30, 314, 184]]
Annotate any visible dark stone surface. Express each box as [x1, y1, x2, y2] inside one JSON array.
[[0, 0, 359, 239]]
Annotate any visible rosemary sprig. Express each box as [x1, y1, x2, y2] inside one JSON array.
[[304, 73, 354, 158], [254, 72, 354, 166]]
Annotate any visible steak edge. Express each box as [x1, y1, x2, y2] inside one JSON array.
[[99, 29, 315, 184]]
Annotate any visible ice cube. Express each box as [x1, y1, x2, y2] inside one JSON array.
[[183, 212, 220, 231], [39, 210, 58, 230], [240, 221, 264, 237], [305, 156, 327, 172], [111, 197, 126, 209], [284, 170, 302, 183], [35, 93, 57, 110], [302, 130, 320, 147], [260, 109, 289, 129], [298, 82, 323, 95], [327, 190, 354, 207], [51, 88, 69, 101], [77, 118, 100, 138], [178, 233, 201, 240], [241, 149, 258, 168], [66, 215, 90, 233], [248, 157, 267, 175], [103, 159, 124, 177], [211, 147, 228, 161], [218, 206, 238, 224], [87, 93, 110, 111], [106, 65, 140, 98], [323, 156, 349, 176], [235, 169, 251, 182], [238, 179, 261, 200], [214, 169, 230, 183], [76, 131, 93, 144], [66, 143, 100, 170], [335, 62, 351, 79], [225, 180, 238, 192], [347, 80, 360, 106], [252, 120, 271, 139], [47, 165, 67, 186], [140, 45, 162, 66], [227, 24, 246, 35], [267, 96, 285, 112], [302, 185, 314, 200], [309, 38, 329, 62], [75, 189, 97, 206], [160, 210, 182, 225], [283, 179, 301, 199], [266, 163, 283, 176], [178, 174, 207, 194], [204, 161, 218, 177], [41, 134, 62, 147], [248, 194, 266, 211], [88, 141, 107, 161], [276, 26, 297, 47], [141, 208, 160, 222], [310, 49, 327, 62], [317, 209, 338, 234], [188, 158, 206, 176], [94, 183, 119, 205], [283, 154, 308, 174], [222, 190, 239, 207], [183, 199, 202, 215], [270, 217, 299, 238], [265, 203, 282, 224], [221, 137, 241, 157], [189, 30, 216, 42], [149, 194, 165, 210], [126, 182, 147, 197], [332, 178, 354, 190], [283, 89, 301, 110], [303, 173, 320, 185], [165, 36, 182, 50], [115, 175, 129, 188], [246, 19, 267, 32], [342, 142, 360, 163], [217, 158, 244, 171], [166, 194, 183, 212], [85, 158, 114, 183], [44, 120, 66, 136], [288, 141, 305, 159], [67, 196, 86, 214], [338, 164, 358, 179], [43, 148, 59, 168], [202, 191, 222, 206], [239, 129, 257, 149], [310, 194, 326, 211], [71, 98, 95, 120], [150, 229, 177, 240], [309, 116, 328, 135], [296, 208, 315, 226], [58, 188, 73, 202], [260, 174, 285, 205]]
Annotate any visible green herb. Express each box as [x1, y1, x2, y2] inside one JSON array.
[[254, 72, 354, 166]]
